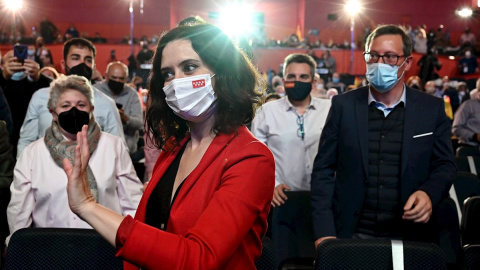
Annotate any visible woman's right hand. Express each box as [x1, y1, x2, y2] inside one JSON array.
[[62, 125, 97, 217]]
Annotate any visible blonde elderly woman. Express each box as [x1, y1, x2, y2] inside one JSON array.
[[6, 75, 143, 245]]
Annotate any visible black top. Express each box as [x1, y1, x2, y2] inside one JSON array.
[[145, 143, 187, 231]]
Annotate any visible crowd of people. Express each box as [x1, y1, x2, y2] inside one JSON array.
[[0, 15, 480, 269]]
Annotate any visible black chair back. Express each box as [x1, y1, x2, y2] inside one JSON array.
[[460, 244, 480, 270], [456, 147, 480, 157], [315, 239, 446, 270], [256, 237, 276, 270], [455, 157, 480, 176], [4, 228, 123, 270], [272, 191, 314, 268], [451, 172, 480, 218], [461, 196, 480, 246]]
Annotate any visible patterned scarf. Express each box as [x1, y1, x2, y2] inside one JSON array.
[[44, 115, 101, 202]]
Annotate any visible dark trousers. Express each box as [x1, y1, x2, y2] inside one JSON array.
[[271, 191, 314, 267]]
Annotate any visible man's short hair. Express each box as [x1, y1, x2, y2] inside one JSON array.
[[365, 24, 412, 57], [63, 38, 97, 60], [283, 53, 317, 80]]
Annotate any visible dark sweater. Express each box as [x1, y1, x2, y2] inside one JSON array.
[[355, 103, 405, 237]]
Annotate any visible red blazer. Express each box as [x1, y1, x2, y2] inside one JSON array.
[[116, 126, 275, 270]]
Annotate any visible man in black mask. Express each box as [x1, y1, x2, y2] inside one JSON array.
[[17, 38, 125, 158], [251, 53, 331, 266], [94, 61, 143, 155]]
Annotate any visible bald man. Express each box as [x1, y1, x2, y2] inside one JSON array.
[[95, 61, 143, 154]]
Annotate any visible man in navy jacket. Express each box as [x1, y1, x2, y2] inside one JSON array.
[[312, 25, 456, 248]]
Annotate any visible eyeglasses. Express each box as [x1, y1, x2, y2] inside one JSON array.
[[363, 52, 405, 65], [297, 115, 305, 140]]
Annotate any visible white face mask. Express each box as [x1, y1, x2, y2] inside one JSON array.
[[163, 73, 217, 123]]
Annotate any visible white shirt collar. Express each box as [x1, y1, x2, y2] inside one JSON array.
[[368, 84, 407, 108], [283, 95, 316, 112]]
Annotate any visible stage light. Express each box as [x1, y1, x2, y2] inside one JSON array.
[[345, 0, 362, 74], [3, 0, 22, 11], [345, 0, 362, 16], [219, 3, 254, 37], [457, 7, 473, 18]]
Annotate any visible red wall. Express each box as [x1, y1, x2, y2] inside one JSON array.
[[2, 0, 477, 44], [304, 0, 478, 46], [1, 0, 171, 40]]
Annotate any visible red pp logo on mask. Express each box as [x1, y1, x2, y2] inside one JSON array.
[[192, 79, 206, 88]]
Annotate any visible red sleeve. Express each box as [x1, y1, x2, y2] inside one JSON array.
[[115, 215, 135, 249]]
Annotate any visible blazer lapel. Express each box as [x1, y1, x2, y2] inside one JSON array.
[[355, 88, 370, 178], [401, 88, 418, 177]]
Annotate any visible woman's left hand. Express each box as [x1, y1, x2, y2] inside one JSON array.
[[62, 125, 97, 217]]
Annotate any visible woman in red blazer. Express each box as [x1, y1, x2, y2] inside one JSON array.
[[62, 23, 275, 270]]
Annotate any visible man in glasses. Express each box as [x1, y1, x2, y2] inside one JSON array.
[[312, 25, 455, 247], [251, 53, 331, 266]]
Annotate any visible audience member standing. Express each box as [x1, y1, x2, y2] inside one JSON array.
[[136, 42, 154, 66], [458, 48, 479, 75], [34, 37, 45, 58], [95, 62, 143, 154], [251, 53, 331, 266], [459, 27, 476, 51], [0, 50, 52, 157], [320, 50, 337, 76], [0, 87, 13, 143], [326, 72, 346, 93], [7, 75, 143, 246], [312, 25, 455, 248], [39, 17, 57, 44], [17, 38, 124, 158], [62, 24, 274, 269], [452, 78, 480, 146], [0, 120, 14, 261], [65, 23, 80, 40], [413, 28, 428, 54], [417, 47, 442, 84]]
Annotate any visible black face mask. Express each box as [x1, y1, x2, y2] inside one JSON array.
[[57, 107, 90, 134], [108, 79, 125, 95], [284, 81, 312, 101], [37, 43, 43, 48], [66, 63, 93, 80], [410, 84, 420, 90]]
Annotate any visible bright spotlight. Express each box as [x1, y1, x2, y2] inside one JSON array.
[[3, 0, 22, 11], [457, 7, 473, 17], [345, 0, 362, 16], [219, 3, 253, 37]]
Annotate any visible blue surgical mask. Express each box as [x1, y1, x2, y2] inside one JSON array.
[[366, 61, 406, 93], [28, 49, 35, 56], [332, 77, 340, 84], [11, 71, 27, 81]]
